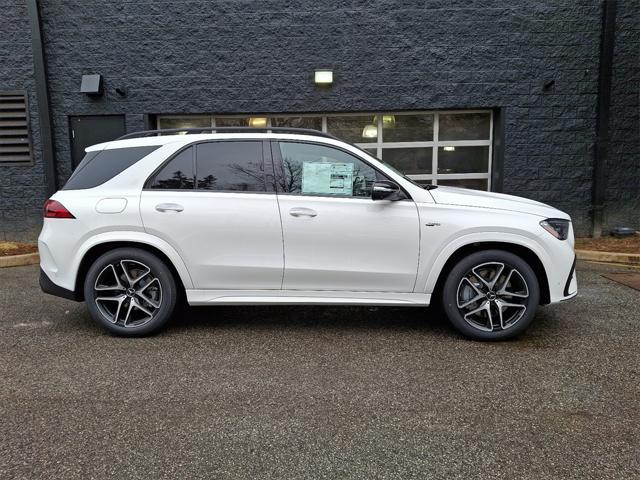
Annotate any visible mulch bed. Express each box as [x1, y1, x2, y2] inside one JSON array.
[[575, 234, 640, 254], [0, 242, 38, 257]]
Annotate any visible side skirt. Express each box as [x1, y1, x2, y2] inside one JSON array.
[[186, 289, 431, 306]]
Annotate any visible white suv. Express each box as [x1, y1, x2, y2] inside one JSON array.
[[38, 128, 577, 340]]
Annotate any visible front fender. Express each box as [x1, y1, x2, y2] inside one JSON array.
[[417, 231, 552, 295]]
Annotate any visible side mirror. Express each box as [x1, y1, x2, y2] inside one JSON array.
[[372, 180, 402, 201]]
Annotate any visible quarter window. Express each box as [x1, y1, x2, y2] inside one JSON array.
[[195, 141, 265, 192], [64, 146, 160, 190], [277, 142, 379, 198]]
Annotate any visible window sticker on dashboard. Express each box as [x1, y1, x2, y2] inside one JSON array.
[[301, 162, 354, 195]]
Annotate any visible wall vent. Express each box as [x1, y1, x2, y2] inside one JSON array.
[[0, 91, 33, 165]]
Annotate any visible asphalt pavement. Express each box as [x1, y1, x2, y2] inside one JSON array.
[[0, 261, 638, 479]]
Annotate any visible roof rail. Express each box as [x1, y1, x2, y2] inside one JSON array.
[[117, 126, 340, 141]]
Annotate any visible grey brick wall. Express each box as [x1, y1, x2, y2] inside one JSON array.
[[0, 0, 47, 241], [1, 0, 638, 241], [605, 0, 640, 231]]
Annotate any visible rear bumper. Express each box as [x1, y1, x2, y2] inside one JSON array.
[[39, 268, 81, 301]]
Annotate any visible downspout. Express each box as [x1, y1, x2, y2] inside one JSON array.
[[592, 0, 617, 238], [26, 0, 57, 196]]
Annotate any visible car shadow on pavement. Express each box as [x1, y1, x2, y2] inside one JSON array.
[[166, 304, 454, 335]]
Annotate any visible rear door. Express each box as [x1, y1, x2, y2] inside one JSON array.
[[140, 140, 283, 290], [273, 140, 420, 292]]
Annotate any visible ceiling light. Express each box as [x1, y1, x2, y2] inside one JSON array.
[[443, 146, 455, 151], [314, 69, 333, 85], [373, 115, 396, 128], [362, 124, 378, 138], [248, 117, 267, 127]]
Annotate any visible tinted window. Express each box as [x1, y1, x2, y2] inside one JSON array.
[[63, 146, 160, 190], [276, 142, 380, 197], [149, 147, 194, 189], [195, 141, 265, 191]]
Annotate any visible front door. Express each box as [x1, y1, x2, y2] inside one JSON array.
[[140, 140, 283, 290], [273, 141, 420, 292], [69, 115, 126, 167]]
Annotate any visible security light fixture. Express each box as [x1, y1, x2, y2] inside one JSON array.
[[314, 69, 333, 85], [443, 146, 456, 151], [80, 74, 103, 96]]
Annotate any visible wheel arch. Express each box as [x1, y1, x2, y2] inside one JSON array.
[[74, 241, 188, 301], [430, 241, 551, 306]]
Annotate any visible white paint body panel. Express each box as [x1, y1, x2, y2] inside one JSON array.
[[39, 132, 577, 308], [277, 195, 419, 292], [140, 191, 283, 290]]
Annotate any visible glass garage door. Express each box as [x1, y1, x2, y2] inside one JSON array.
[[157, 111, 492, 191]]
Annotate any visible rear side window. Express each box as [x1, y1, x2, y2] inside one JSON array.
[[63, 145, 160, 190], [148, 147, 194, 189], [196, 141, 265, 192]]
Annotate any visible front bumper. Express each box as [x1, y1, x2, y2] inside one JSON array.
[[563, 255, 578, 298]]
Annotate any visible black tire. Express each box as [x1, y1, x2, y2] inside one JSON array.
[[441, 250, 540, 341], [84, 248, 178, 336]]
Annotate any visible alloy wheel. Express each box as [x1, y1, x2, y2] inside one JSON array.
[[93, 259, 163, 327], [456, 262, 529, 332]]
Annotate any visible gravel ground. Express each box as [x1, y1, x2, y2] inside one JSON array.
[[0, 262, 638, 479]]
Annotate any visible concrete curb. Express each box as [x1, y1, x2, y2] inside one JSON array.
[[0, 252, 40, 268], [576, 249, 640, 266]]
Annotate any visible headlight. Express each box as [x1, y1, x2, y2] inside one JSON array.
[[540, 218, 570, 240]]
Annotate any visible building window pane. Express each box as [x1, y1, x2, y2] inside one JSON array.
[[382, 147, 433, 175], [437, 178, 488, 191], [158, 117, 210, 131], [382, 114, 433, 142], [271, 116, 322, 130], [196, 141, 265, 191], [439, 112, 491, 141], [327, 115, 376, 144], [215, 117, 251, 127], [361, 148, 377, 158], [437, 146, 489, 174]]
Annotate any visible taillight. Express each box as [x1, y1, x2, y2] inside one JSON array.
[[43, 199, 75, 219]]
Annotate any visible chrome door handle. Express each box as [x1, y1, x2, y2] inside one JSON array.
[[289, 207, 317, 218], [155, 203, 184, 213]]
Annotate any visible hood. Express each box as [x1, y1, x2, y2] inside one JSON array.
[[428, 186, 569, 219]]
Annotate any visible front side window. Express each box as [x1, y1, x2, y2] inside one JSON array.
[[276, 142, 379, 198], [196, 141, 265, 192]]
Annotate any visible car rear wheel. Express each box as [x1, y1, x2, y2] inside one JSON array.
[[84, 248, 177, 336], [442, 250, 540, 341]]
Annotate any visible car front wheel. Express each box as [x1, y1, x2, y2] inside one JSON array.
[[442, 250, 540, 341], [84, 248, 177, 336]]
